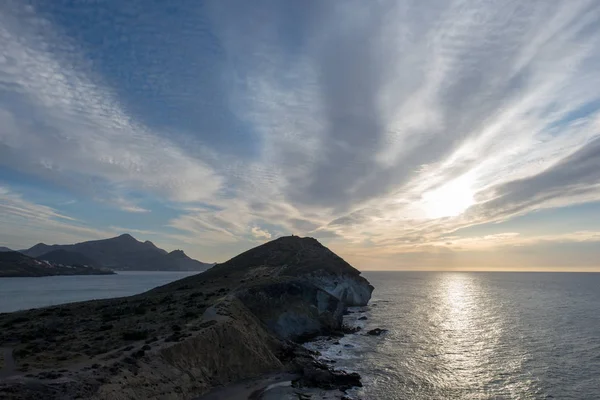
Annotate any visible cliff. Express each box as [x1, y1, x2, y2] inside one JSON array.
[[0, 236, 373, 399]]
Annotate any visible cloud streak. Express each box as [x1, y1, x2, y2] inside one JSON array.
[[0, 186, 114, 246], [0, 2, 222, 205], [1, 0, 600, 268]]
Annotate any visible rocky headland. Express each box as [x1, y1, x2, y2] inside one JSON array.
[[0, 236, 373, 399], [0, 252, 115, 278]]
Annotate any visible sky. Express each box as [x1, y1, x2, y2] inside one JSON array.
[[1, 0, 600, 271]]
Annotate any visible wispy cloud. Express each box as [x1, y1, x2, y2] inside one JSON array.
[[204, 0, 600, 244], [0, 186, 114, 247], [1, 0, 600, 268], [251, 226, 272, 240], [0, 2, 222, 206], [109, 198, 151, 214]]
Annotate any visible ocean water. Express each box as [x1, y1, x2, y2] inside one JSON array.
[[0, 271, 197, 313], [308, 271, 600, 399], [2, 270, 599, 399]]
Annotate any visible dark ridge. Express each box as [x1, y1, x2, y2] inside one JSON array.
[[19, 234, 210, 272], [37, 249, 98, 267], [210, 235, 364, 277]]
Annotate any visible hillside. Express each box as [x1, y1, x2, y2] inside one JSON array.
[[0, 236, 373, 399], [0, 247, 13, 252], [21, 234, 212, 272], [0, 252, 115, 277], [36, 250, 98, 267]]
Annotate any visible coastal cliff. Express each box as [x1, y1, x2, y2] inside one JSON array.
[[0, 236, 372, 399]]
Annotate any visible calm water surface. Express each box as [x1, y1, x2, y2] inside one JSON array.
[[310, 272, 600, 399], [0, 271, 197, 313], [2, 270, 599, 399]]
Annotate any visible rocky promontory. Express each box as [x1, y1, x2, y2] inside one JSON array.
[[0, 236, 373, 399]]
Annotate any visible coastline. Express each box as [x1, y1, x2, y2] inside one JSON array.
[[0, 269, 115, 278], [198, 304, 375, 400], [0, 236, 373, 399]]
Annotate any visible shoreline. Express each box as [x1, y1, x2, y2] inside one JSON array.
[[211, 305, 373, 400], [196, 372, 298, 400]]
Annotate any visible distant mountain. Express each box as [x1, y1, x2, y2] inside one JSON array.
[[21, 234, 213, 272], [37, 249, 98, 268], [0, 251, 114, 277], [165, 249, 216, 271], [0, 246, 13, 252]]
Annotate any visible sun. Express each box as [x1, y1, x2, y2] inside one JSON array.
[[421, 175, 475, 219]]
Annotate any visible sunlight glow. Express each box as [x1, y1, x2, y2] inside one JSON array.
[[421, 175, 475, 219]]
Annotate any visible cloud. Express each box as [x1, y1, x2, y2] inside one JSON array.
[[205, 0, 600, 246], [0, 3, 222, 206], [0, 186, 114, 247], [107, 198, 151, 213], [0, 186, 75, 223], [219, 0, 600, 214], [1, 0, 600, 268], [471, 134, 600, 222], [251, 226, 272, 240]]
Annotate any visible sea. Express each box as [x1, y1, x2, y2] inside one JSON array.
[[307, 271, 600, 399], [0, 271, 197, 313], [1, 271, 599, 399]]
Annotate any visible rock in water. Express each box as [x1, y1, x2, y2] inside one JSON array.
[[0, 236, 373, 399], [367, 328, 388, 336], [293, 360, 363, 391]]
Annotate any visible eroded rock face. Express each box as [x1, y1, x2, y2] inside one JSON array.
[[235, 278, 344, 341], [304, 273, 373, 306]]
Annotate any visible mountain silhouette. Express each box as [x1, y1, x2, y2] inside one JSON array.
[[21, 234, 212, 272]]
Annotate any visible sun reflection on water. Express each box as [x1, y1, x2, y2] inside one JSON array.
[[433, 273, 537, 398], [332, 272, 578, 399], [436, 273, 495, 396]]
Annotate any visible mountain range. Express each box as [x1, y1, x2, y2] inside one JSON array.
[[18, 234, 213, 272]]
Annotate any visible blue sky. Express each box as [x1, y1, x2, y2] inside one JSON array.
[[1, 0, 600, 270]]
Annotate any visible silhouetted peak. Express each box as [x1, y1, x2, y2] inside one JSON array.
[[168, 249, 186, 258], [115, 233, 138, 242]]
